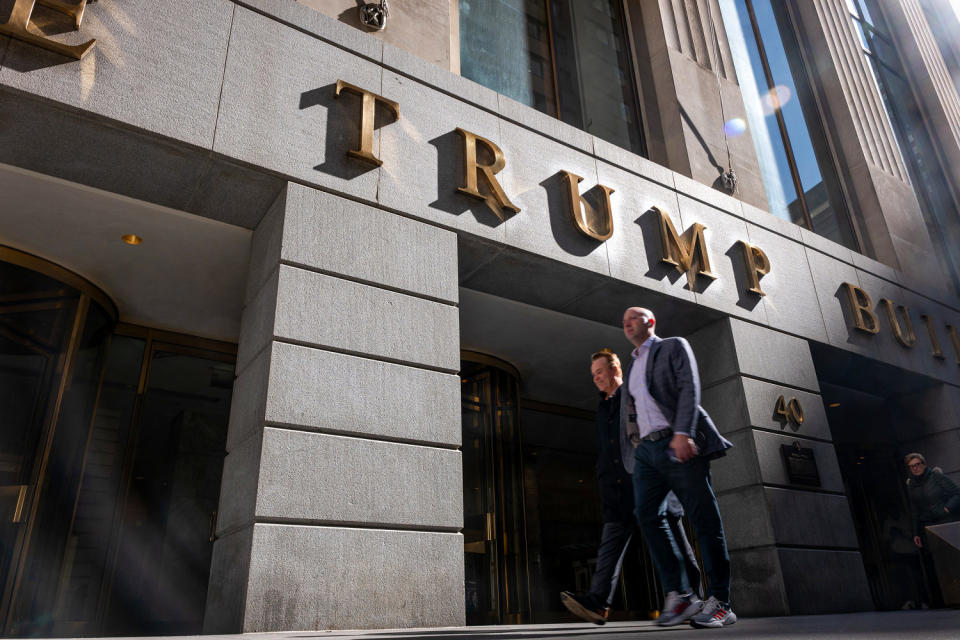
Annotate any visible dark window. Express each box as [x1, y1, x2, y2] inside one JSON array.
[[459, 0, 644, 155], [848, 0, 960, 292], [720, 0, 860, 250]]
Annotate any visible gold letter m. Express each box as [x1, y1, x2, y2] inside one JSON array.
[[656, 206, 718, 289]]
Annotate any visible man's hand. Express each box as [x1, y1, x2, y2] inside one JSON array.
[[670, 433, 698, 463], [914, 536, 923, 548]]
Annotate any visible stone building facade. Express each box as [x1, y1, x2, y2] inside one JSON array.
[[1, 0, 959, 635]]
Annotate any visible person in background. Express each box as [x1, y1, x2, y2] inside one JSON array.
[[560, 349, 701, 624], [905, 452, 960, 607]]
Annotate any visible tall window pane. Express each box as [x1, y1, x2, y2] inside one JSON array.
[[459, 0, 644, 155], [721, 0, 858, 250]]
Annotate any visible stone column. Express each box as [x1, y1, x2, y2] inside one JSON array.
[[689, 318, 873, 615], [790, 0, 942, 286], [629, 0, 768, 210], [203, 183, 464, 632]]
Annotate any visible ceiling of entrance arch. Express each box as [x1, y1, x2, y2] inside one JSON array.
[[0, 163, 251, 342], [459, 288, 718, 411]]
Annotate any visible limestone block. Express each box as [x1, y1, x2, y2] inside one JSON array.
[[856, 270, 929, 376], [185, 157, 286, 229], [499, 120, 609, 275], [255, 427, 462, 529], [241, 0, 384, 61], [729, 319, 819, 392], [0, 92, 209, 214], [273, 265, 460, 371], [805, 247, 879, 359], [215, 7, 383, 202], [741, 378, 831, 441], [676, 194, 768, 324], [215, 431, 264, 535], [753, 432, 844, 493], [800, 228, 854, 266], [701, 377, 748, 435], [597, 159, 694, 303], [718, 485, 774, 551], [241, 524, 465, 630], [740, 201, 802, 242], [226, 343, 271, 452], [765, 487, 860, 548], [728, 546, 788, 616], [203, 525, 255, 633], [497, 93, 593, 152], [376, 70, 507, 242], [673, 171, 742, 217], [710, 428, 760, 494], [777, 548, 873, 614], [265, 341, 461, 447], [281, 184, 459, 303], [745, 224, 829, 342], [0, 0, 233, 148], [687, 319, 738, 386], [383, 42, 498, 112], [245, 189, 287, 305], [236, 267, 279, 375]]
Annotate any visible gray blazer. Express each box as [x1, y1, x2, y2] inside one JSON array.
[[619, 335, 732, 473]]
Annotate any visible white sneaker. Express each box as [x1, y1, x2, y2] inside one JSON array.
[[657, 591, 702, 626], [690, 595, 737, 628]]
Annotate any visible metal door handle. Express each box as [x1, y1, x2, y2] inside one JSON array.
[[0, 485, 29, 523]]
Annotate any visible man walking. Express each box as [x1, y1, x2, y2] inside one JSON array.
[[561, 349, 701, 624], [620, 307, 736, 628]]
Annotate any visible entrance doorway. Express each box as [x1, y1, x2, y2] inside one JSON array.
[[0, 247, 235, 636], [460, 351, 661, 624], [461, 355, 529, 625]]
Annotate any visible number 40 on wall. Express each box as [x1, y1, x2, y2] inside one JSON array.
[[775, 395, 804, 426]]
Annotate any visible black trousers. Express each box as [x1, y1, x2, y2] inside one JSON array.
[[589, 479, 701, 606]]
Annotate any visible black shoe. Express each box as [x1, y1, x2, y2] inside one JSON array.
[[560, 591, 607, 625]]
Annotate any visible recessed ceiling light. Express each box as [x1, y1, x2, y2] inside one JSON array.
[[121, 234, 143, 245], [828, 403, 841, 408]]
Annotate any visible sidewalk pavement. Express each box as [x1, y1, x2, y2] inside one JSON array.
[[111, 609, 960, 640]]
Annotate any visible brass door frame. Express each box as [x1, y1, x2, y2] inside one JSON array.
[[94, 325, 235, 633], [461, 351, 532, 624], [0, 246, 117, 634]]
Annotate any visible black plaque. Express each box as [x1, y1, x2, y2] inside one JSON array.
[[780, 442, 821, 487]]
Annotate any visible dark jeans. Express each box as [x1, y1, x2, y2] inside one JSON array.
[[589, 479, 702, 605], [633, 438, 730, 602]]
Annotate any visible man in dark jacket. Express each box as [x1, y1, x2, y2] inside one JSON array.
[[905, 452, 960, 606], [561, 350, 701, 624], [621, 307, 735, 628]]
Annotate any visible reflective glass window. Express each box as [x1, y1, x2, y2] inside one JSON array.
[[720, 0, 859, 250], [459, 0, 644, 155]]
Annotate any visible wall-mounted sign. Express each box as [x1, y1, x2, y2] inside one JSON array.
[[780, 442, 821, 487]]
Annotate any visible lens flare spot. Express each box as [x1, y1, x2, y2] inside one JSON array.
[[761, 85, 792, 115], [723, 118, 747, 137]]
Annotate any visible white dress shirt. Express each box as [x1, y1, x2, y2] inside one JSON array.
[[628, 339, 672, 439]]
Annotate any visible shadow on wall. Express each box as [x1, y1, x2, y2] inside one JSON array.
[[539, 171, 605, 258], [300, 83, 386, 181]]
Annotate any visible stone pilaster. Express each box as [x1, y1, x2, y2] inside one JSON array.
[[203, 183, 464, 632], [790, 0, 943, 287], [689, 318, 872, 615]]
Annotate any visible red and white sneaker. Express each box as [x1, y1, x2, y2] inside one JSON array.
[[657, 591, 702, 626], [690, 596, 737, 628]]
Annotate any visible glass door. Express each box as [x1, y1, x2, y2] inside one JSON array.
[[461, 355, 529, 625], [0, 247, 115, 637]]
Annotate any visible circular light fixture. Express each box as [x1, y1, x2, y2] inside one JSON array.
[[121, 234, 143, 245]]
